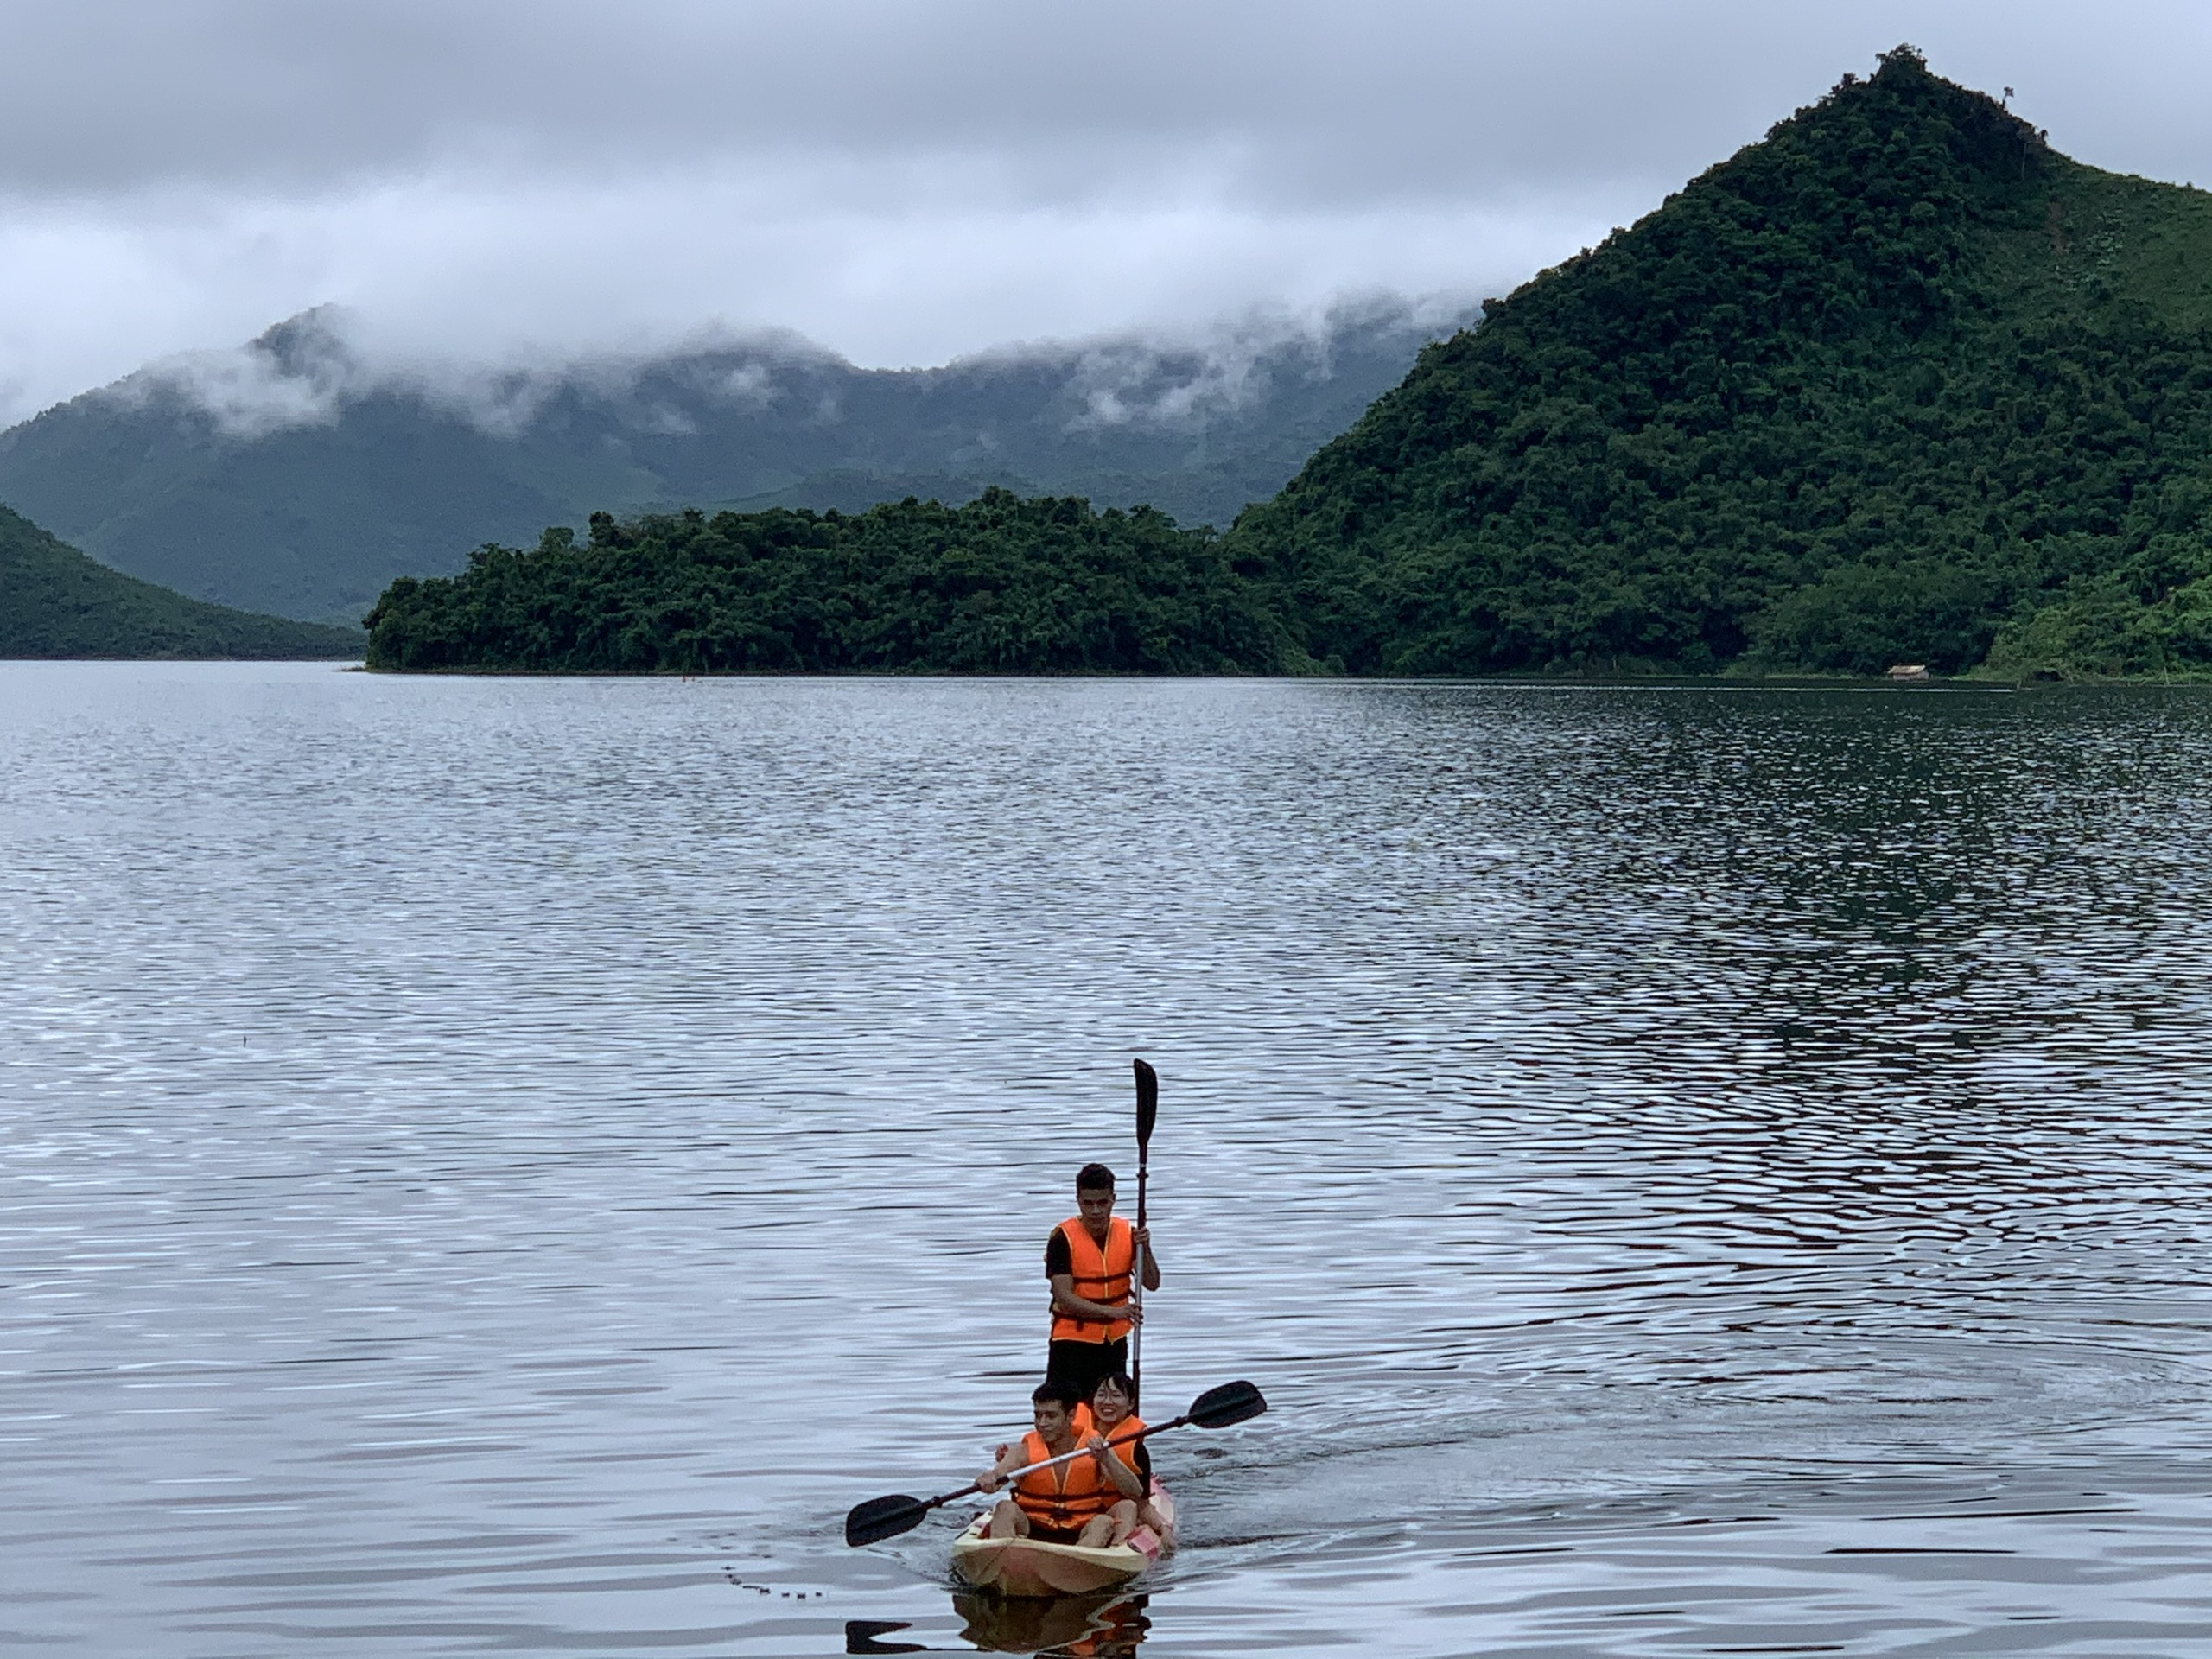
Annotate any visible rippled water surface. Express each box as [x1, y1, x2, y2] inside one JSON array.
[[6, 663, 2212, 1656]]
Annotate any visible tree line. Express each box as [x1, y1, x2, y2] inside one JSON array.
[[363, 491, 1292, 674]]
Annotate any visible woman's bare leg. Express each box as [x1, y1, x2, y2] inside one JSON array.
[[1135, 1500, 1173, 1551], [1102, 1499, 1138, 1548]]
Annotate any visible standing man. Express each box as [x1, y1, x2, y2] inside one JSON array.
[[1045, 1162, 1160, 1397]]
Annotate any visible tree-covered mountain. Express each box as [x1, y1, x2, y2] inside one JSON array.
[[1230, 46, 2212, 678], [0, 300, 1468, 626], [0, 504, 361, 659]]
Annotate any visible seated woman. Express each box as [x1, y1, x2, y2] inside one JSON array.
[[976, 1379, 1147, 1547], [1080, 1372, 1173, 1550]]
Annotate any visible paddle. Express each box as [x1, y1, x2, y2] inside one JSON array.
[[1130, 1058, 1158, 1397], [842, 1379, 1266, 1548]]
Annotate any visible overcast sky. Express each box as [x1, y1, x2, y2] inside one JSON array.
[[2, 0, 2209, 424]]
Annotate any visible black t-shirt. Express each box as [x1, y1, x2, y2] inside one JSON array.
[[1045, 1221, 1129, 1279]]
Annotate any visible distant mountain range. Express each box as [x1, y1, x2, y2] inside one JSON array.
[[0, 299, 1474, 624]]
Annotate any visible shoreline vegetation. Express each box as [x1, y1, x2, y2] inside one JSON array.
[[350, 49, 2212, 684], [364, 493, 1279, 676], [359, 489, 2212, 683]]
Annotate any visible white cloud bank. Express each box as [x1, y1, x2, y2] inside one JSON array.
[[2, 0, 2209, 428], [0, 165, 1583, 427], [98, 287, 1480, 448]]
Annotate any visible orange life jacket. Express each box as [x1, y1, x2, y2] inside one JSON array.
[[1096, 1414, 1147, 1475], [1068, 1405, 1147, 1474], [1011, 1428, 1118, 1530], [1050, 1216, 1134, 1344]]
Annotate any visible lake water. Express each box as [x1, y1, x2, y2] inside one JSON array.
[[5, 662, 2212, 1657]]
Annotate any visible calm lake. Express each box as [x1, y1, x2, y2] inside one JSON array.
[[5, 662, 2212, 1656]]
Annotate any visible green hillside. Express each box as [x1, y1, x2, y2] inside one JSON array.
[[1231, 47, 2212, 678], [0, 503, 360, 658]]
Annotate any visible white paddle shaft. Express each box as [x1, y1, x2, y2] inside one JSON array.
[[982, 1418, 1168, 1488]]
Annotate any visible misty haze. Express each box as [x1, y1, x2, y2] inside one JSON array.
[[0, 297, 1473, 622]]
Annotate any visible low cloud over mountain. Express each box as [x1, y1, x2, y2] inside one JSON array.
[[9, 4, 2206, 429], [0, 296, 1474, 622]]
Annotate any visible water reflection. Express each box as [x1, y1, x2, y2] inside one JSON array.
[[953, 1592, 1149, 1656], [847, 1619, 931, 1654], [844, 1593, 1148, 1656], [847, 1593, 1149, 1657]]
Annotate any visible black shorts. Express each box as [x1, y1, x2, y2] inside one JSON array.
[[1045, 1338, 1128, 1399], [1022, 1520, 1086, 1544]]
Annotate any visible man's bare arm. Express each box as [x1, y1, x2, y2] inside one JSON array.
[[976, 1440, 1028, 1492]]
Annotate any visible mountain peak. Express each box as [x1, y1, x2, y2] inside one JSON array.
[[246, 306, 365, 388], [1803, 40, 2050, 175]]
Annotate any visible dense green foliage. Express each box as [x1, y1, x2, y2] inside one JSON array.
[[0, 503, 361, 659], [1231, 47, 2212, 678], [363, 491, 1284, 673]]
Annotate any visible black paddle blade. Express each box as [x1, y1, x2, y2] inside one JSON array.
[[1134, 1058, 1159, 1152], [845, 1493, 930, 1548], [1186, 1379, 1267, 1429]]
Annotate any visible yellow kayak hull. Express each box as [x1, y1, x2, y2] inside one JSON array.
[[948, 1483, 1174, 1598]]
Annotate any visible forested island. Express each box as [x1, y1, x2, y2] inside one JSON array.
[[365, 49, 2212, 680], [0, 505, 361, 660], [365, 493, 1276, 674]]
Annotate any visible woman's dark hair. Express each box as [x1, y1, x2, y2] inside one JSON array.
[[1076, 1162, 1116, 1193]]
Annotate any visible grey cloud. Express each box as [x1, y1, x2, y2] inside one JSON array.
[[0, 162, 1551, 424], [107, 297, 1462, 445], [1052, 293, 1471, 430], [118, 341, 353, 440], [4, 3, 2211, 428], [7, 2, 2209, 204], [110, 307, 841, 438]]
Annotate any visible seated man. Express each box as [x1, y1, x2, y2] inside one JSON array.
[[976, 1379, 1147, 1547]]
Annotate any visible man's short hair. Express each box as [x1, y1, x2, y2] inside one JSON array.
[[1032, 1377, 1084, 1408], [1076, 1162, 1116, 1193]]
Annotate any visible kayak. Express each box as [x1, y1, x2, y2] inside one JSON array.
[[949, 1481, 1174, 1597]]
